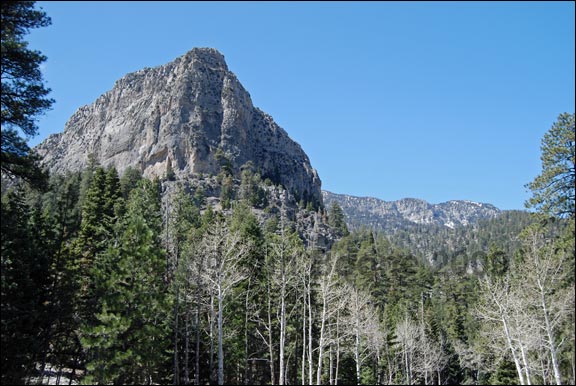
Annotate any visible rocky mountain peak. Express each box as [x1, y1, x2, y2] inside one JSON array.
[[35, 48, 322, 206]]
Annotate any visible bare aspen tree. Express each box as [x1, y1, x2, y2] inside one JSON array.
[[477, 275, 527, 385], [517, 226, 574, 385], [395, 316, 420, 385], [315, 254, 347, 385], [343, 284, 379, 385], [413, 329, 448, 385], [298, 247, 314, 385], [414, 295, 448, 385], [477, 224, 575, 386], [199, 218, 251, 385], [270, 229, 302, 385]]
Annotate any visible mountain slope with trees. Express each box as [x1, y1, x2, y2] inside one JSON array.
[[1, 3, 574, 385], [323, 191, 535, 265]]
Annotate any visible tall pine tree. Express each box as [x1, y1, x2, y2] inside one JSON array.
[[81, 179, 171, 384]]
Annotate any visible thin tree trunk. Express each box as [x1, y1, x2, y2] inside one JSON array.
[[244, 282, 251, 385], [217, 285, 224, 385], [501, 316, 526, 385], [519, 343, 532, 385], [279, 265, 286, 385], [376, 351, 381, 386], [329, 340, 334, 385], [302, 295, 307, 386], [538, 280, 563, 385], [316, 292, 327, 385], [267, 282, 276, 385], [335, 311, 341, 386], [308, 280, 314, 386], [194, 307, 200, 386], [55, 365, 62, 385], [355, 327, 361, 386], [36, 339, 51, 386], [68, 350, 78, 386], [209, 294, 215, 384], [174, 284, 180, 385], [184, 312, 189, 385]]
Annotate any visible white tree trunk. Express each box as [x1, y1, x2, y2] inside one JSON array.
[[217, 284, 224, 385]]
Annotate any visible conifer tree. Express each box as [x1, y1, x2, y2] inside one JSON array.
[[1, 1, 53, 186], [81, 179, 171, 384], [1, 189, 50, 383], [526, 112, 575, 219], [328, 202, 349, 236]]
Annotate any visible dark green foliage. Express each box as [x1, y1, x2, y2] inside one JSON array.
[[215, 148, 233, 176], [220, 174, 235, 209], [193, 185, 206, 207], [72, 166, 126, 367], [1, 189, 51, 383], [2, 138, 573, 385], [104, 166, 124, 219], [78, 167, 110, 254], [81, 179, 171, 384], [526, 112, 575, 219], [239, 163, 268, 208], [386, 210, 535, 268], [1, 1, 53, 186], [483, 245, 509, 278], [328, 201, 349, 236], [119, 166, 143, 199], [489, 359, 519, 385]]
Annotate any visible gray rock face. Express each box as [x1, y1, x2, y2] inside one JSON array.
[[322, 191, 500, 231], [36, 48, 322, 205]]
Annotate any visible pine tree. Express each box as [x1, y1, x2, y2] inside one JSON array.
[[168, 185, 201, 384], [1, 188, 56, 383], [81, 179, 171, 384], [526, 112, 575, 219], [328, 202, 349, 236], [1, 1, 53, 186], [74, 167, 124, 327]]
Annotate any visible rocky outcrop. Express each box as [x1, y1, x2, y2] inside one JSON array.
[[322, 191, 500, 231], [36, 48, 322, 205]]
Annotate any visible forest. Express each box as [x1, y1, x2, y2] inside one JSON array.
[[1, 132, 575, 385], [1, 2, 575, 385]]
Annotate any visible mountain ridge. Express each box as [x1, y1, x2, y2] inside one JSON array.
[[322, 190, 501, 231], [323, 190, 534, 265]]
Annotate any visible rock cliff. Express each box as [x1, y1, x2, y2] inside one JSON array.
[[36, 48, 322, 205]]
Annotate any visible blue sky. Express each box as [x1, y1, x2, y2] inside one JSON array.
[[27, 1, 575, 210]]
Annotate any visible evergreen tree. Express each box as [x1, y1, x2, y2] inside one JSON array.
[[119, 165, 143, 200], [484, 245, 509, 278], [1, 1, 53, 186], [1, 189, 49, 383], [81, 179, 171, 384], [167, 185, 201, 384], [238, 162, 268, 208], [526, 112, 575, 219], [104, 166, 124, 220], [74, 167, 123, 320], [328, 202, 349, 236], [78, 167, 109, 254], [36, 172, 85, 379]]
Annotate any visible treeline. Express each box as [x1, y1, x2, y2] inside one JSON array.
[[2, 161, 574, 385]]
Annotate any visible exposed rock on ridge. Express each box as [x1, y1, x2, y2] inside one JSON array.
[[322, 190, 500, 231], [36, 48, 322, 205]]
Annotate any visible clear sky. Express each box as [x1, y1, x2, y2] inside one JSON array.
[[27, 1, 575, 210]]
